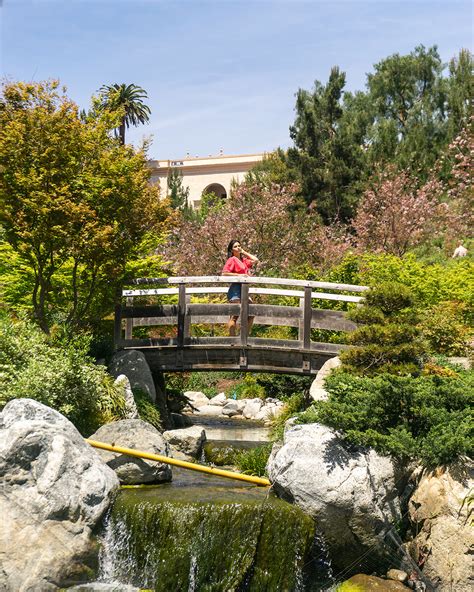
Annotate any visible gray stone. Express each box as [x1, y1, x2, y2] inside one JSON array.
[[242, 398, 263, 419], [267, 423, 404, 570], [446, 356, 471, 370], [163, 426, 206, 458], [89, 419, 172, 484], [222, 400, 245, 417], [109, 350, 156, 403], [309, 356, 341, 402], [208, 392, 227, 406], [183, 390, 210, 409], [387, 569, 409, 583], [407, 460, 474, 591], [113, 374, 139, 419], [196, 404, 224, 416], [0, 399, 119, 591]]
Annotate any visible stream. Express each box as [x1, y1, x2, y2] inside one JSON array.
[[93, 416, 334, 591]]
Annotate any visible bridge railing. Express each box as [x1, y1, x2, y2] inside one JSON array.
[[115, 276, 369, 358]]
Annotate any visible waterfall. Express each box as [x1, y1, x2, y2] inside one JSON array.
[[98, 490, 333, 591]]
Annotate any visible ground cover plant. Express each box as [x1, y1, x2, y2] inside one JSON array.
[[297, 369, 473, 466]]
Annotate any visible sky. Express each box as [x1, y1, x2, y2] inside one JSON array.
[[1, 0, 472, 160]]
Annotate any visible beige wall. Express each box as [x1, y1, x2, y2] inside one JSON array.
[[149, 153, 264, 208]]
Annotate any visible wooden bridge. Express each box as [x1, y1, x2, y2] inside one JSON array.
[[114, 276, 369, 375]]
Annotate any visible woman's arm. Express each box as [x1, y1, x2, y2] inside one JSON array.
[[240, 249, 259, 263]]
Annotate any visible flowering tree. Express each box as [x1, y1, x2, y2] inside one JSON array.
[[352, 168, 443, 256], [164, 182, 351, 276]]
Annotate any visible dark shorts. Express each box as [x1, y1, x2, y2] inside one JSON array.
[[227, 283, 242, 302]]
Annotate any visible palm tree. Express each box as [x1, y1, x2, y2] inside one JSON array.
[[98, 83, 151, 145]]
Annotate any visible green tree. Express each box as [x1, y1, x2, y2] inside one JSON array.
[[446, 48, 473, 136], [0, 80, 166, 333], [288, 66, 368, 222], [366, 45, 447, 173], [98, 83, 151, 145], [167, 167, 190, 210]]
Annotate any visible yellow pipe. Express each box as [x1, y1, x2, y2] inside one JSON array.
[[86, 439, 271, 487]]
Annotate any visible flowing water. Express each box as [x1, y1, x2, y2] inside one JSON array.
[[96, 416, 334, 591]]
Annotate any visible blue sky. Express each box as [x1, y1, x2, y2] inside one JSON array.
[[1, 0, 472, 159]]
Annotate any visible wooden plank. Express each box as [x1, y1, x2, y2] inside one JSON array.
[[177, 284, 186, 348], [113, 303, 122, 349], [125, 297, 133, 340], [122, 286, 363, 303], [240, 283, 249, 347], [303, 286, 312, 350], [122, 305, 178, 318]]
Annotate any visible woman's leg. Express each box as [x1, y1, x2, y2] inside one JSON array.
[[228, 298, 240, 336]]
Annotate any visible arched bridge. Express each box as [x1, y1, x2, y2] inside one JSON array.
[[114, 276, 369, 375]]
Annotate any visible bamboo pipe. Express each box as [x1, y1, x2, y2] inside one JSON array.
[[86, 439, 271, 487]]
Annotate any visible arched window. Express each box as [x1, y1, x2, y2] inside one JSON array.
[[202, 183, 227, 200]]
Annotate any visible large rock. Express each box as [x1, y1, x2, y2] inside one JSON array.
[[163, 426, 206, 458], [195, 404, 224, 416], [0, 399, 119, 591], [407, 460, 474, 591], [113, 374, 139, 419], [222, 400, 245, 417], [309, 356, 341, 402], [242, 398, 263, 419], [184, 390, 211, 409], [109, 350, 156, 403], [208, 393, 227, 406], [267, 423, 405, 571], [89, 419, 172, 484]]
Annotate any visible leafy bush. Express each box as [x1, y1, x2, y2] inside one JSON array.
[[342, 282, 427, 375], [233, 443, 273, 477], [270, 392, 309, 441], [234, 375, 267, 400], [255, 373, 313, 399], [298, 370, 473, 466], [133, 388, 161, 431], [419, 301, 472, 355], [0, 315, 127, 435]]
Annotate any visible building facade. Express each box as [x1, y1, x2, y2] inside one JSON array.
[[149, 153, 264, 208]]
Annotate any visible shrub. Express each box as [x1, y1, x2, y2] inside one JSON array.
[[419, 301, 472, 355], [341, 282, 427, 375], [0, 315, 127, 435], [298, 370, 473, 466]]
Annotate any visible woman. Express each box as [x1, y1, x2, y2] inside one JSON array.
[[222, 240, 259, 336]]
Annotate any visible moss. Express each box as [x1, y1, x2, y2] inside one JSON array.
[[104, 492, 321, 591]]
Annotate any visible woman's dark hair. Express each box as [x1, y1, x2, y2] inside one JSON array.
[[227, 239, 241, 259]]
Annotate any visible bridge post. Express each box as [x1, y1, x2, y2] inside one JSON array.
[[302, 286, 312, 350], [240, 283, 249, 347], [114, 302, 122, 349], [125, 297, 134, 340]]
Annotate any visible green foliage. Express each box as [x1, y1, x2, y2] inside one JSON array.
[[341, 282, 426, 375], [300, 370, 473, 466], [233, 443, 273, 477], [270, 392, 309, 442], [419, 301, 472, 356], [234, 375, 267, 400], [0, 80, 168, 332], [167, 167, 190, 211], [254, 373, 313, 399], [0, 314, 127, 435], [132, 388, 161, 431]]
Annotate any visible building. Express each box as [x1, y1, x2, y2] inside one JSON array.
[[149, 152, 264, 209]]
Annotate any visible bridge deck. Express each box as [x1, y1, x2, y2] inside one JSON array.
[[115, 276, 368, 375]]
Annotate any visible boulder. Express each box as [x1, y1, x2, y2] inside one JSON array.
[[407, 460, 474, 591], [0, 399, 119, 591], [163, 426, 206, 458], [89, 419, 172, 485], [222, 400, 245, 417], [113, 374, 139, 419], [195, 404, 224, 416], [267, 423, 405, 572], [309, 356, 341, 402], [109, 350, 156, 403], [208, 392, 227, 406], [183, 390, 210, 409], [242, 398, 263, 419]]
